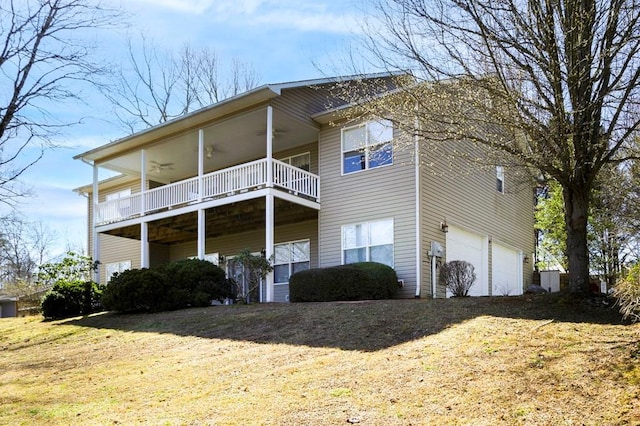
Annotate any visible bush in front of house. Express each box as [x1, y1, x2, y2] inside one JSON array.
[[289, 262, 398, 302], [101, 268, 173, 313], [101, 260, 232, 313], [157, 258, 234, 306], [440, 260, 476, 297], [41, 280, 104, 319]]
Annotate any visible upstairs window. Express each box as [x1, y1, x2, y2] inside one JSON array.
[[496, 166, 505, 193], [342, 120, 393, 174]]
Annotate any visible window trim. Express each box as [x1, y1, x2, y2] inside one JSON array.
[[341, 218, 395, 268], [273, 239, 311, 285], [341, 120, 394, 175]]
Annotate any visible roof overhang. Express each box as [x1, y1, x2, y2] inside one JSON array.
[[74, 85, 283, 164]]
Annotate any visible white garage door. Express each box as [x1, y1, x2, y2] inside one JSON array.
[[492, 243, 523, 296], [446, 226, 488, 296]]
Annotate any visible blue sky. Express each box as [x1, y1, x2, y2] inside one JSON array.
[[6, 0, 370, 256]]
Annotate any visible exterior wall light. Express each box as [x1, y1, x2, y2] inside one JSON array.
[[440, 219, 449, 233]]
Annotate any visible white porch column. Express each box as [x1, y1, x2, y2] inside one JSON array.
[[140, 149, 147, 215], [92, 164, 100, 283], [141, 222, 150, 268], [266, 105, 273, 187], [197, 208, 205, 260], [198, 128, 204, 202], [265, 192, 274, 302]]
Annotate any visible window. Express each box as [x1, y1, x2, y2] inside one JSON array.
[[342, 120, 393, 174], [496, 166, 505, 193], [105, 260, 131, 282], [106, 188, 132, 217], [342, 219, 394, 267], [273, 240, 311, 284], [279, 152, 310, 171], [105, 188, 131, 202]]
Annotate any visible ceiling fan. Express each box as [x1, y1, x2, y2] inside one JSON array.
[[149, 160, 174, 174], [256, 128, 288, 137]]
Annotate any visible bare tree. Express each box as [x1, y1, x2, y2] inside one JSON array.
[[105, 36, 261, 134], [0, 0, 117, 205], [0, 212, 57, 295], [341, 0, 640, 293], [440, 260, 476, 297]]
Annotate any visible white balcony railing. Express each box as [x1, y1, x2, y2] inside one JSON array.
[[95, 158, 319, 225]]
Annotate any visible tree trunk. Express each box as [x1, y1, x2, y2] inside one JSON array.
[[563, 185, 591, 294]]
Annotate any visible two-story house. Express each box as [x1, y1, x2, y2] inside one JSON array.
[[74, 73, 535, 301]]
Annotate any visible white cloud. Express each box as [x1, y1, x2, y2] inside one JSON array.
[[253, 9, 361, 34], [123, 0, 359, 34], [126, 0, 218, 14]]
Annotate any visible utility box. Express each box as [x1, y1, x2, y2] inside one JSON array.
[[540, 270, 561, 293], [430, 241, 444, 258]]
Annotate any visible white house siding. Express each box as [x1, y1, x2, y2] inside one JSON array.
[[317, 123, 418, 298], [420, 140, 535, 297]]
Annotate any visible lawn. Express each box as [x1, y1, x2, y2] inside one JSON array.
[[1, 294, 639, 425]]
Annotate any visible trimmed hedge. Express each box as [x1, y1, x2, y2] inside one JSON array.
[[289, 262, 398, 302], [102, 259, 233, 313], [41, 280, 104, 319]]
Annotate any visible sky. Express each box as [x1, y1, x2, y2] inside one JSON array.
[[5, 0, 372, 257]]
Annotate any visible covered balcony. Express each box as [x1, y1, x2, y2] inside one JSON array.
[[96, 158, 319, 225]]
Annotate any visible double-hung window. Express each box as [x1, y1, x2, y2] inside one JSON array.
[[274, 240, 311, 284], [342, 219, 394, 267], [342, 120, 393, 174], [105, 260, 131, 282], [496, 166, 505, 193]]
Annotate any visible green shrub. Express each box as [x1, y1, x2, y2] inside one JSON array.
[[102, 260, 232, 313], [41, 280, 103, 319], [289, 262, 398, 302], [158, 258, 233, 305], [102, 268, 172, 313]]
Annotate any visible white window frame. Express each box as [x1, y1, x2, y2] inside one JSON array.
[[279, 152, 310, 171], [341, 120, 393, 175], [188, 253, 220, 266], [341, 219, 394, 267], [273, 239, 311, 285], [105, 260, 131, 282], [496, 166, 505, 193]]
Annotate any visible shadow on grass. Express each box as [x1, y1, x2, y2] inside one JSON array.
[[62, 293, 630, 352]]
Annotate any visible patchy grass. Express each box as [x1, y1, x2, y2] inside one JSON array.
[[0, 294, 639, 425]]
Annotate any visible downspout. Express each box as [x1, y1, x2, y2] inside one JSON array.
[[92, 163, 100, 283], [432, 255, 437, 298], [414, 112, 422, 298]]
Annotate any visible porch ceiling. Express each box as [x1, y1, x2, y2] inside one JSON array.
[[103, 198, 317, 245], [97, 106, 319, 184]]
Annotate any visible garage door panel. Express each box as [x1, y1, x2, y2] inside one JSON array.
[[446, 227, 488, 296], [492, 243, 522, 296]]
